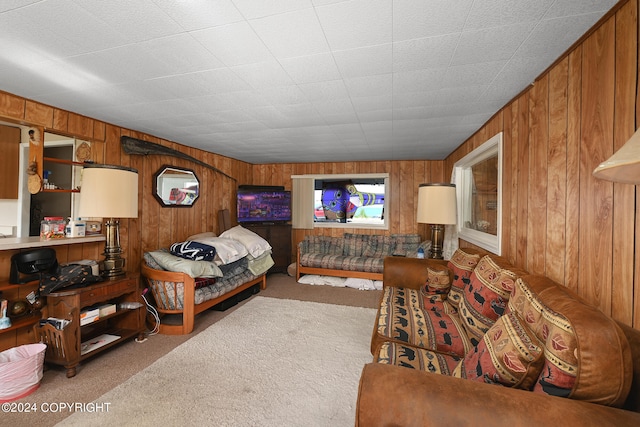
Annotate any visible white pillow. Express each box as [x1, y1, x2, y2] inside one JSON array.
[[187, 231, 216, 240], [297, 275, 346, 287], [191, 236, 249, 265], [219, 225, 272, 258], [147, 251, 222, 278], [344, 278, 376, 290]]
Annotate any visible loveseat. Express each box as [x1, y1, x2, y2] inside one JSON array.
[[296, 233, 429, 282], [356, 248, 640, 426]]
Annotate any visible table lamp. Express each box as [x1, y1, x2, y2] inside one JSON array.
[[417, 183, 457, 259], [78, 164, 138, 279]]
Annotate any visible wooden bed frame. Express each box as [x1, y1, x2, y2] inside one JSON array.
[[141, 263, 266, 335], [296, 247, 383, 282]]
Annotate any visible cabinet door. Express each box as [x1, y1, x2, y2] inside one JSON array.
[[0, 124, 20, 199]]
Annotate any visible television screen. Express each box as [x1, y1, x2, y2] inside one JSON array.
[[237, 190, 292, 223]]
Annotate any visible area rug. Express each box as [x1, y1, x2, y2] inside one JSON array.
[[57, 297, 376, 427]]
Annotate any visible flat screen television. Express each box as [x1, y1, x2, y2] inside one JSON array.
[[237, 189, 292, 224]]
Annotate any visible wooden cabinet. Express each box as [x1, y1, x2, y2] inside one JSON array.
[[0, 124, 20, 199], [244, 223, 292, 274], [36, 277, 144, 378]]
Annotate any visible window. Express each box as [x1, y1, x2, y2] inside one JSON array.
[[292, 173, 389, 230], [454, 132, 502, 254]]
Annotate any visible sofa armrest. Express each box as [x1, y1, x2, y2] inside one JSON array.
[[382, 256, 448, 290], [356, 363, 640, 427]]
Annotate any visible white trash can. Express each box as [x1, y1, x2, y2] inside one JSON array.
[[0, 343, 46, 402]]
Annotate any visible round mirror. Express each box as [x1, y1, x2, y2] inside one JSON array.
[[153, 165, 199, 207]]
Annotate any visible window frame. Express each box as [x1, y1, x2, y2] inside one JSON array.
[[291, 173, 389, 230], [453, 132, 502, 255]]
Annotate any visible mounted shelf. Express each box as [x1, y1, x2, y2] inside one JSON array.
[[43, 157, 89, 167]]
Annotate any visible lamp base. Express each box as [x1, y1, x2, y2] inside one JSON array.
[[100, 219, 126, 279], [429, 224, 445, 260]]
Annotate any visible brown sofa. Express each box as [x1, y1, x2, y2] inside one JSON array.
[[356, 249, 640, 426]]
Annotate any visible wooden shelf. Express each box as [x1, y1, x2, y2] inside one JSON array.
[[42, 188, 80, 193], [43, 157, 89, 167], [0, 313, 40, 334], [40, 277, 145, 378]]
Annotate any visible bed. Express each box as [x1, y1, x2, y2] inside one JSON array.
[[140, 220, 274, 335]]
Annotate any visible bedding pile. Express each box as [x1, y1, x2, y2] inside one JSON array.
[[143, 225, 274, 309]]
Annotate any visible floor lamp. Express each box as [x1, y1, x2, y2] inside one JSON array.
[[78, 164, 139, 279], [417, 183, 457, 260]]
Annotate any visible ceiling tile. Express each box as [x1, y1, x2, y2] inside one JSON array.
[[393, 34, 459, 72], [316, 0, 392, 50], [152, 0, 244, 30], [279, 53, 342, 84], [232, 0, 313, 20], [333, 44, 392, 78], [393, 0, 473, 41], [75, 0, 184, 43], [463, 0, 554, 30], [191, 21, 273, 66], [250, 8, 330, 59], [450, 22, 537, 66], [231, 60, 295, 89]]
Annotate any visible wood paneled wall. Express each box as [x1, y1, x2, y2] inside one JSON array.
[[445, 0, 639, 328], [0, 92, 252, 282], [250, 160, 445, 257]]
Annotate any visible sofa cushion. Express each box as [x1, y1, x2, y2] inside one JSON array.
[[376, 287, 471, 357], [452, 311, 545, 389], [391, 234, 421, 257], [363, 235, 394, 257], [446, 249, 481, 308], [458, 256, 517, 345], [299, 253, 384, 273], [343, 233, 370, 256], [420, 267, 451, 304], [376, 341, 461, 375]]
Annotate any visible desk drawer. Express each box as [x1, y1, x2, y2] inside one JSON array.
[[79, 279, 135, 306]]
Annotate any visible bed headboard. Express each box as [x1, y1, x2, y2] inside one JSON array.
[[218, 209, 232, 234]]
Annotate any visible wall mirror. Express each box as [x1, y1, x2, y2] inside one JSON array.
[[153, 165, 199, 207], [454, 132, 502, 255]]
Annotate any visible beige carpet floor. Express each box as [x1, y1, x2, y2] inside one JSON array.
[[3, 273, 381, 427], [58, 296, 377, 426]]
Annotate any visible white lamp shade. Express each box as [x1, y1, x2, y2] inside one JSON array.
[[593, 127, 640, 184], [78, 165, 139, 218], [417, 183, 457, 225]]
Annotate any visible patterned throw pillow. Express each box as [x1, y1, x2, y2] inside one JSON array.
[[507, 279, 578, 398], [446, 249, 481, 308], [452, 311, 545, 389], [420, 267, 451, 303], [458, 256, 517, 345]]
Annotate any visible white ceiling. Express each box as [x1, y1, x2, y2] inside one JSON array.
[[0, 0, 618, 164]]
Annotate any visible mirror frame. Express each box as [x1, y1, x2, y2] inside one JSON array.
[[152, 165, 200, 208]]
